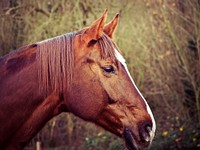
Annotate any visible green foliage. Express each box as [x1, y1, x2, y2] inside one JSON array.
[[150, 124, 200, 150], [84, 132, 124, 150]]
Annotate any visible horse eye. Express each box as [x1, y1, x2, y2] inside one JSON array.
[[102, 65, 115, 74], [88, 39, 97, 47]]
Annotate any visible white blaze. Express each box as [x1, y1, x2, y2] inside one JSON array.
[[115, 49, 156, 137]]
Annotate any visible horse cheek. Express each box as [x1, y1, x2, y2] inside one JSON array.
[[67, 82, 107, 121]]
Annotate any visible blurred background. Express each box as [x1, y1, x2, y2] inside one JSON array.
[[0, 0, 200, 149]]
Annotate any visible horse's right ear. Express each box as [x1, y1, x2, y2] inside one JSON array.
[[103, 14, 119, 38], [81, 9, 107, 44]]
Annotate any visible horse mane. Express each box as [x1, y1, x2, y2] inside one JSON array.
[[36, 31, 117, 98]]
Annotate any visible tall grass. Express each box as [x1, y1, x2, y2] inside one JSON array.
[[0, 0, 199, 149]]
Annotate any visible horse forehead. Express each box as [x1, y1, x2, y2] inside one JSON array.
[[114, 49, 126, 66]]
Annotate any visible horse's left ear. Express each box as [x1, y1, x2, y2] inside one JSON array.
[[82, 9, 107, 44], [103, 14, 119, 38]]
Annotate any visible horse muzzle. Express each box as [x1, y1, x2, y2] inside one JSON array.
[[123, 122, 154, 150]]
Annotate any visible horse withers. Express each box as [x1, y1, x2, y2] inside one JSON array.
[[0, 10, 156, 150]]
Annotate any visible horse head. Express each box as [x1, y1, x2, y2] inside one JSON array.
[[66, 10, 156, 150]]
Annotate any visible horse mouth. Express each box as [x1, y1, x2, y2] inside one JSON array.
[[124, 127, 138, 150], [123, 127, 152, 150]]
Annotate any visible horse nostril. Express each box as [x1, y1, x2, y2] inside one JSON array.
[[143, 126, 151, 142], [139, 122, 153, 144]]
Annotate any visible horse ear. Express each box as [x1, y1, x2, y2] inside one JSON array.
[[103, 14, 119, 38], [82, 9, 107, 44]]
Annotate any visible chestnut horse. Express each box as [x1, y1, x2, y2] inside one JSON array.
[[0, 10, 156, 150]]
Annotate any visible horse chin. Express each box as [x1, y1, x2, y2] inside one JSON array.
[[123, 127, 139, 150], [123, 127, 150, 150]]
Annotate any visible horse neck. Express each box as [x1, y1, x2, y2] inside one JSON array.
[[0, 45, 64, 149], [0, 45, 39, 113]]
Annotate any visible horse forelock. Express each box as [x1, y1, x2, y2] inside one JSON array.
[[98, 33, 118, 63]]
